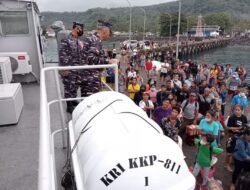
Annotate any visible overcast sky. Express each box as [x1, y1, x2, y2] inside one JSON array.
[[36, 0, 176, 12]]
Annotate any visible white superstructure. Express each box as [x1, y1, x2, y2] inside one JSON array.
[[0, 0, 44, 82], [0, 57, 12, 84]]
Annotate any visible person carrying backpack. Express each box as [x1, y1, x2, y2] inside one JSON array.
[[230, 127, 250, 190], [192, 134, 223, 187], [180, 92, 199, 137], [198, 87, 215, 117]]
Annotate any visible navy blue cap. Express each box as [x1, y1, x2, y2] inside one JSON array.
[[73, 22, 84, 29], [97, 20, 112, 30]]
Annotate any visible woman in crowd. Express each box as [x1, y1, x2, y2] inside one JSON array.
[[209, 64, 219, 86], [226, 104, 248, 172], [127, 77, 140, 100], [148, 84, 157, 107], [139, 52, 146, 71], [162, 106, 182, 147], [139, 92, 154, 118], [218, 83, 228, 116], [231, 88, 248, 113], [145, 58, 153, 78], [199, 110, 220, 147], [133, 84, 146, 106]]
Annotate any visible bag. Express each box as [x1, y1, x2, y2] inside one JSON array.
[[61, 169, 75, 189], [226, 135, 248, 153], [226, 135, 238, 153], [186, 125, 200, 136], [185, 126, 201, 146], [224, 116, 229, 127], [182, 100, 198, 112], [186, 134, 199, 146]]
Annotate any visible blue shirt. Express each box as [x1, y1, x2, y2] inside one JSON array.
[[219, 89, 227, 104], [199, 119, 220, 147], [231, 94, 248, 111], [233, 136, 250, 161]]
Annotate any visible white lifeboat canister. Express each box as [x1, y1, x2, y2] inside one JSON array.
[[69, 91, 195, 190]]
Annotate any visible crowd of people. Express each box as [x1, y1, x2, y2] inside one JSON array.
[[103, 47, 250, 190], [58, 19, 250, 190]]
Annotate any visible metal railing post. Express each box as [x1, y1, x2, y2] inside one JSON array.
[[165, 13, 172, 42], [126, 0, 132, 41], [176, 0, 182, 59], [114, 64, 119, 92], [53, 70, 67, 148], [38, 69, 53, 190]]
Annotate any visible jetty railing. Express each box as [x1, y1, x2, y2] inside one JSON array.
[[38, 64, 118, 190]]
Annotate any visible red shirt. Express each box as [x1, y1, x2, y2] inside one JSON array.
[[219, 114, 225, 127], [146, 60, 153, 71]]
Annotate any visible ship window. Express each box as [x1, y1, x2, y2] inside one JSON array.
[[0, 11, 29, 35]]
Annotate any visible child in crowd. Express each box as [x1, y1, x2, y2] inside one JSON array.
[[207, 180, 224, 190], [148, 84, 157, 107], [192, 134, 223, 187]]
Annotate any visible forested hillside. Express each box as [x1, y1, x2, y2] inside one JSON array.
[[41, 0, 250, 32]]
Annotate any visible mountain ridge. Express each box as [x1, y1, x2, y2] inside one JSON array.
[[41, 0, 250, 31]]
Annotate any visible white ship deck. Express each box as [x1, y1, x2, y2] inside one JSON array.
[[0, 64, 68, 190]]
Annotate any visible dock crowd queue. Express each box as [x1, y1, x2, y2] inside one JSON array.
[[58, 21, 250, 190], [111, 47, 250, 190]]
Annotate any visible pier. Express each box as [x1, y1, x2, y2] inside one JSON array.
[[111, 36, 232, 58], [147, 37, 232, 58]]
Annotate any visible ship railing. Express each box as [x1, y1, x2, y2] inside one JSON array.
[[38, 64, 118, 190]]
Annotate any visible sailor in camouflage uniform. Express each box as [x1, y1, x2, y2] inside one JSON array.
[[80, 20, 112, 96], [59, 22, 84, 113]]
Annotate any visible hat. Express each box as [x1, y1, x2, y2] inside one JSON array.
[[190, 92, 197, 97], [73, 22, 84, 29], [97, 20, 112, 30]]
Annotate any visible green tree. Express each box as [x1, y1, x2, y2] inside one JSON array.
[[159, 13, 195, 37], [186, 16, 197, 30], [159, 13, 171, 37], [204, 12, 232, 32], [232, 19, 250, 32]]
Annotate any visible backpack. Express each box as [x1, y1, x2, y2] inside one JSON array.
[[182, 100, 198, 112], [226, 135, 248, 153]]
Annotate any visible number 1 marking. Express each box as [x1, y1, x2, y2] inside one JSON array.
[[145, 176, 149, 186]]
